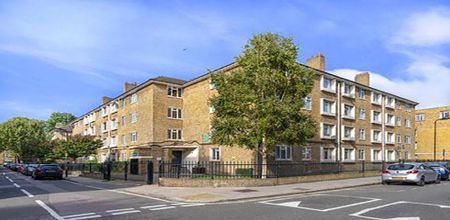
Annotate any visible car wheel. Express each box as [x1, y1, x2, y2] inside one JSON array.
[[417, 176, 425, 186], [436, 175, 441, 184]]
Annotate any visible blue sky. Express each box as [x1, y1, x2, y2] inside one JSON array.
[[1, 0, 450, 122]]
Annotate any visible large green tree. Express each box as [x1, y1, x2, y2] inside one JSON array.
[[45, 112, 76, 132], [0, 117, 49, 162], [52, 135, 102, 161], [210, 33, 317, 168]]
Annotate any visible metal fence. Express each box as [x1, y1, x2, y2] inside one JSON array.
[[158, 160, 389, 179]]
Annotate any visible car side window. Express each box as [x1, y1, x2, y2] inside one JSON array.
[[418, 165, 424, 170]]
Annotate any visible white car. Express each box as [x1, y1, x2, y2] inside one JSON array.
[[382, 163, 440, 186]]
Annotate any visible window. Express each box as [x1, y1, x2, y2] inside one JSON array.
[[210, 148, 220, 161], [321, 76, 335, 92], [110, 119, 117, 130], [386, 132, 394, 144], [209, 79, 216, 89], [405, 135, 411, 144], [102, 107, 108, 116], [359, 108, 366, 120], [321, 123, 335, 138], [209, 106, 215, 113], [102, 122, 108, 132], [121, 134, 126, 145], [302, 97, 312, 110], [343, 104, 355, 119], [302, 147, 312, 160], [358, 88, 365, 99], [371, 130, 381, 143], [121, 98, 126, 107], [404, 104, 412, 112], [358, 149, 365, 160], [371, 111, 381, 124], [167, 129, 182, 140], [371, 92, 381, 105], [321, 99, 335, 115], [396, 116, 402, 126], [167, 107, 182, 119], [131, 112, 137, 123], [121, 116, 126, 125], [405, 118, 411, 128], [110, 103, 118, 113], [396, 134, 402, 143], [359, 129, 365, 140], [440, 111, 450, 119], [385, 97, 395, 108], [167, 86, 182, 98], [387, 150, 395, 161], [110, 136, 117, 147], [372, 149, 381, 161], [386, 114, 395, 126], [276, 146, 291, 160], [342, 83, 354, 97], [343, 126, 355, 140], [416, 114, 425, 121], [321, 147, 335, 161], [130, 132, 137, 143], [343, 148, 354, 161], [130, 93, 137, 104]]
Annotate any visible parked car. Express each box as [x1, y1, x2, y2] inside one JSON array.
[[32, 164, 63, 180], [9, 163, 18, 171], [382, 163, 440, 186], [424, 162, 449, 180], [22, 164, 37, 176]]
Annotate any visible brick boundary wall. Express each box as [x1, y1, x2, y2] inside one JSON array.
[[158, 171, 380, 187]]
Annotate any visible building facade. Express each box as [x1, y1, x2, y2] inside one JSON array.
[[415, 106, 450, 160], [71, 54, 417, 166]]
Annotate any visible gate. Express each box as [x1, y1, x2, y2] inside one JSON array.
[[130, 159, 139, 175]]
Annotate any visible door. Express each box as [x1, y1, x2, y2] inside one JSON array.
[[172, 151, 183, 165], [130, 159, 139, 175]]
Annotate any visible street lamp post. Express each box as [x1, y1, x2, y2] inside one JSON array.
[[434, 117, 450, 161]]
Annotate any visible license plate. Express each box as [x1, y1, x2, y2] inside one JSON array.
[[392, 177, 406, 180]]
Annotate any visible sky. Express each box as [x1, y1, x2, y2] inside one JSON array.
[[1, 0, 450, 122]]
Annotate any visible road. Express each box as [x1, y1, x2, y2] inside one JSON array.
[[2, 167, 450, 220]]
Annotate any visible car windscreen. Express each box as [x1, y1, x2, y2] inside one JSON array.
[[425, 163, 441, 167], [388, 164, 415, 170], [40, 165, 59, 169]]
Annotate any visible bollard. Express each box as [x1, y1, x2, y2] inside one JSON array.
[[124, 161, 128, 181]]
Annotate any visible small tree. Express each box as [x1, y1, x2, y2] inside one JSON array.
[[45, 112, 76, 133], [52, 135, 102, 161], [0, 117, 48, 162], [210, 33, 317, 174]]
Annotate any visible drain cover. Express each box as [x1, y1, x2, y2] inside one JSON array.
[[233, 189, 258, 193]]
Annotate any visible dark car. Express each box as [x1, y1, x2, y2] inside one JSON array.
[[22, 164, 37, 176], [9, 163, 18, 171], [32, 164, 63, 180]]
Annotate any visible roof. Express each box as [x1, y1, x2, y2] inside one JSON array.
[[152, 76, 187, 85], [416, 105, 450, 112]]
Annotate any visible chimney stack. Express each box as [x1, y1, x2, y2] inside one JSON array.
[[306, 53, 325, 71], [102, 96, 112, 104], [355, 72, 370, 86], [124, 82, 137, 93]]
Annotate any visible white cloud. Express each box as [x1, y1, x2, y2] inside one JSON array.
[[391, 7, 450, 47]]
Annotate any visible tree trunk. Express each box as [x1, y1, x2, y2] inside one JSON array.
[[261, 136, 268, 179]]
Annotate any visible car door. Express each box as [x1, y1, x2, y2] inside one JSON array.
[[417, 164, 427, 181], [423, 165, 434, 181]]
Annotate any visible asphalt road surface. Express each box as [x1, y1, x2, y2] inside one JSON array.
[[1, 167, 450, 220]]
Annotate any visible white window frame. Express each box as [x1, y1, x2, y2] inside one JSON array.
[[371, 92, 382, 105], [167, 86, 182, 98], [302, 146, 312, 161], [130, 93, 138, 104], [371, 149, 382, 162], [121, 134, 126, 145], [130, 132, 137, 143], [320, 76, 336, 93], [371, 110, 381, 124], [121, 115, 126, 126], [342, 83, 355, 98], [342, 103, 355, 119], [210, 147, 220, 161], [167, 129, 182, 140], [385, 114, 395, 127], [342, 126, 355, 141], [302, 96, 312, 110], [385, 132, 394, 144], [320, 98, 336, 116], [386, 150, 395, 161], [131, 112, 137, 123], [359, 108, 366, 120], [110, 119, 117, 130], [358, 88, 365, 99], [320, 123, 336, 139], [396, 116, 402, 126], [110, 136, 117, 147], [168, 107, 183, 119], [342, 148, 355, 162], [405, 135, 411, 144], [275, 145, 292, 161], [320, 146, 336, 162], [405, 118, 411, 128], [358, 149, 365, 160], [385, 97, 395, 109], [440, 111, 450, 119], [371, 129, 381, 143], [415, 113, 425, 121], [359, 128, 366, 141]]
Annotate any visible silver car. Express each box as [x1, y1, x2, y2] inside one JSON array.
[[382, 163, 440, 186]]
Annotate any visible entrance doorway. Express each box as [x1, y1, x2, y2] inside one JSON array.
[[172, 150, 183, 164]]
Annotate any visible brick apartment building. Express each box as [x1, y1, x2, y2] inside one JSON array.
[[415, 106, 450, 160], [71, 54, 418, 166]]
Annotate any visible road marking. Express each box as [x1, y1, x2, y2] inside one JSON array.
[[106, 208, 135, 213], [111, 210, 141, 215], [149, 206, 176, 211], [8, 179, 14, 183], [276, 201, 302, 208], [65, 215, 102, 220], [62, 213, 97, 218], [64, 180, 171, 202], [349, 201, 450, 220], [180, 203, 205, 207], [141, 204, 167, 209], [20, 189, 34, 197], [35, 200, 64, 220], [171, 202, 189, 205], [13, 183, 20, 188]]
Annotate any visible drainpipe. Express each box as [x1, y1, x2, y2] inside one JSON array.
[[336, 81, 342, 171], [381, 96, 386, 170]]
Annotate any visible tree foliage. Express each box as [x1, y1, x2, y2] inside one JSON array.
[[0, 117, 49, 162], [210, 33, 318, 159], [45, 112, 76, 133], [52, 135, 102, 161]]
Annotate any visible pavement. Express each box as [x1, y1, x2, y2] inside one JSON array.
[[2, 167, 450, 219], [65, 175, 381, 203]]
